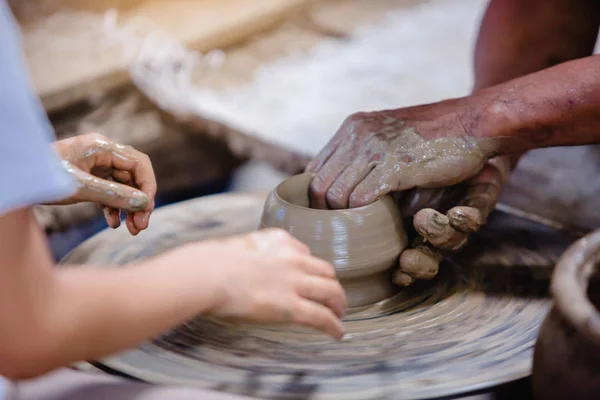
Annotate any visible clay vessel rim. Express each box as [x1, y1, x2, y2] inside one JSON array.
[[551, 228, 600, 343], [273, 172, 390, 214]]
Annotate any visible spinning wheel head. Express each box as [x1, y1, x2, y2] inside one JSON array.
[[63, 192, 572, 399]]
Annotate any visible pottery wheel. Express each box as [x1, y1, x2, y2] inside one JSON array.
[[61, 192, 576, 400]]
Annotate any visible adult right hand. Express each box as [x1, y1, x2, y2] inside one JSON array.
[[306, 105, 500, 210], [183, 228, 347, 340]]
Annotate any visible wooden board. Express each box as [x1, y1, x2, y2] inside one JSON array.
[[15, 0, 316, 112]]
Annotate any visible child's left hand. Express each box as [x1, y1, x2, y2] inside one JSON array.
[[51, 133, 157, 235]]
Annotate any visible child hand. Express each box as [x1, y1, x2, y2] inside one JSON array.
[[186, 228, 347, 339], [52, 133, 157, 235]]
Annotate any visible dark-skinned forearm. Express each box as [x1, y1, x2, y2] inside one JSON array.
[[472, 0, 600, 164], [473, 0, 600, 91], [467, 54, 600, 154]]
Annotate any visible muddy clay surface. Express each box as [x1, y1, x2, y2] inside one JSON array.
[[61, 191, 575, 399]]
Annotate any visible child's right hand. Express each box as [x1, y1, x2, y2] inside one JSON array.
[[180, 228, 347, 339]]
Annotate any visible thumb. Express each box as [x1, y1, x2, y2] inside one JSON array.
[[68, 164, 149, 212]]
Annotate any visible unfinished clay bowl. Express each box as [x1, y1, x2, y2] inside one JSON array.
[[259, 172, 408, 308], [533, 228, 600, 399]]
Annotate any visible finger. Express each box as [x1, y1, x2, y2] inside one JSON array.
[[292, 299, 345, 340], [283, 236, 312, 255], [111, 170, 133, 186], [296, 276, 347, 319], [125, 212, 140, 236], [308, 144, 356, 209], [447, 206, 483, 233], [305, 114, 363, 173], [393, 271, 415, 287], [132, 208, 152, 232], [348, 167, 389, 208], [111, 168, 151, 232], [103, 206, 121, 229], [413, 208, 467, 251], [459, 183, 502, 222], [81, 136, 158, 212], [78, 173, 149, 212], [458, 156, 510, 220], [325, 158, 376, 209], [294, 255, 337, 279], [398, 244, 443, 280], [253, 228, 311, 255], [305, 131, 345, 173]]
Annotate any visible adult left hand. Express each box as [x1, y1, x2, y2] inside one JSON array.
[[51, 133, 157, 235], [392, 155, 512, 286]]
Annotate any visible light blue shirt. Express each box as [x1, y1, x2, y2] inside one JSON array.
[[0, 2, 77, 396], [0, 377, 8, 400], [0, 0, 76, 217]]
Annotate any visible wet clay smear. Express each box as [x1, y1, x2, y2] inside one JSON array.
[[62, 192, 567, 400]]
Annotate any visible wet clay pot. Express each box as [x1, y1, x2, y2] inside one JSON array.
[[260, 173, 408, 308], [533, 229, 600, 399]]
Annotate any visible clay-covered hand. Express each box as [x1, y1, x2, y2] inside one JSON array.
[[306, 106, 499, 209], [196, 228, 347, 340], [51, 133, 157, 236], [393, 155, 511, 286]]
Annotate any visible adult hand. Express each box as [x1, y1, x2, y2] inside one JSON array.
[[306, 105, 513, 286], [51, 133, 157, 236], [189, 228, 347, 340], [306, 105, 500, 210], [393, 155, 512, 286]]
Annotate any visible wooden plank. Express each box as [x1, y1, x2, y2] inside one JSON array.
[[17, 0, 315, 112]]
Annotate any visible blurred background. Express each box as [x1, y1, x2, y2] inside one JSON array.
[[8, 0, 568, 259]]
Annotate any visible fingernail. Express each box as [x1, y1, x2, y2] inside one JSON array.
[[128, 191, 148, 212]]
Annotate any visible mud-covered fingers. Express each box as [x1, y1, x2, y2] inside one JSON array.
[[290, 299, 345, 340], [103, 207, 121, 229], [457, 156, 510, 220], [64, 161, 150, 212], [305, 128, 346, 174], [413, 208, 467, 251], [308, 143, 357, 209], [458, 182, 503, 223], [109, 169, 146, 234], [413, 157, 509, 242], [393, 271, 415, 287], [95, 172, 123, 229], [323, 158, 377, 209], [446, 206, 483, 233], [296, 275, 347, 319], [348, 167, 391, 208], [102, 170, 134, 230], [81, 135, 157, 213], [395, 244, 444, 287]]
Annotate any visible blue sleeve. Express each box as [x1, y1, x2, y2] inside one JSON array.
[[0, 0, 76, 216]]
